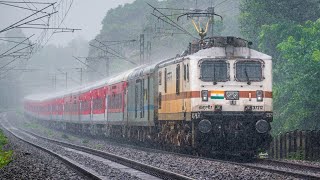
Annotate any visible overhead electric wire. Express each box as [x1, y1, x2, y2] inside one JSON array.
[[0, 44, 34, 60], [90, 42, 137, 65], [0, 57, 21, 70], [0, 2, 49, 14], [147, 3, 199, 40], [214, 0, 230, 8], [0, 2, 55, 33], [94, 39, 134, 61], [150, 13, 193, 38], [0, 65, 17, 80], [72, 56, 105, 77], [15, 27, 80, 31], [0, 34, 34, 58], [0, 38, 31, 45], [23, 0, 50, 24], [40, 0, 75, 48], [0, 1, 53, 4], [1, 11, 58, 33], [56, 68, 80, 85]]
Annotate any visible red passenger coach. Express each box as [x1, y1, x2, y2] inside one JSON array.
[[71, 94, 80, 116], [106, 81, 127, 123], [80, 91, 91, 115], [63, 95, 73, 121], [91, 87, 106, 121], [52, 98, 64, 120]]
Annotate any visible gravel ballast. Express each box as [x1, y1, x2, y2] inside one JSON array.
[[9, 114, 303, 180], [0, 128, 90, 180], [1, 113, 155, 180]]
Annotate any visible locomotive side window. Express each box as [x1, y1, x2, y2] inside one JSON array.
[[235, 61, 263, 82], [183, 64, 186, 81], [176, 64, 180, 95], [200, 60, 228, 82], [158, 71, 162, 85], [187, 64, 189, 81], [158, 92, 162, 109]]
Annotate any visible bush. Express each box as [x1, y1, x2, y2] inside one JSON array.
[[82, 139, 89, 144], [61, 134, 69, 139], [0, 150, 12, 168], [0, 130, 12, 168]]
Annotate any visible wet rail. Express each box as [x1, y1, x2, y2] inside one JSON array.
[[1, 125, 103, 180], [18, 129, 194, 180], [23, 128, 320, 179]]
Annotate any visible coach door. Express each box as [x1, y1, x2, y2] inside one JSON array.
[[105, 87, 108, 122]]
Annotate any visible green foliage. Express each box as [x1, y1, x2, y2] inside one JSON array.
[[0, 130, 12, 168], [273, 20, 320, 133], [240, 0, 320, 134], [240, 0, 320, 48], [0, 130, 8, 147], [0, 150, 12, 168]]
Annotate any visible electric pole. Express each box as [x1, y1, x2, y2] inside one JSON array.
[[65, 72, 68, 89], [146, 41, 151, 63], [140, 34, 145, 65]]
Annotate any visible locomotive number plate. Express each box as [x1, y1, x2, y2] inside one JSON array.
[[191, 112, 201, 120]]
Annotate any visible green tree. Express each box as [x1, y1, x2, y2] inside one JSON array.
[[273, 20, 320, 133], [240, 0, 320, 134]]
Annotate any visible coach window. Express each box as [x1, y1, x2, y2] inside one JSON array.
[[140, 79, 144, 118], [164, 68, 167, 93], [135, 85, 138, 118], [176, 64, 180, 95]]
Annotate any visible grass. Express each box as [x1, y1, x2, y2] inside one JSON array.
[[95, 144, 103, 149], [24, 122, 40, 130], [82, 139, 89, 144], [61, 134, 69, 139], [0, 130, 12, 168], [288, 148, 305, 160]]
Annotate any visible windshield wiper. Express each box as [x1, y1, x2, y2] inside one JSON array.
[[213, 65, 217, 85], [244, 67, 251, 85]]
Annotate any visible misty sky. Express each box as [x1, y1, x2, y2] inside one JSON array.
[[0, 0, 135, 46]]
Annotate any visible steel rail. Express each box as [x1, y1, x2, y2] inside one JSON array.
[[22, 129, 194, 180], [19, 123, 320, 179], [0, 124, 103, 180]]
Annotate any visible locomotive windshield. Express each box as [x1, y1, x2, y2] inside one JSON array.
[[200, 60, 228, 82], [236, 61, 263, 82]]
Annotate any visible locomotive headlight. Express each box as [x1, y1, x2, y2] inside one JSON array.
[[256, 90, 264, 102], [198, 119, 212, 133], [201, 90, 209, 101], [255, 119, 270, 134], [225, 91, 239, 100]]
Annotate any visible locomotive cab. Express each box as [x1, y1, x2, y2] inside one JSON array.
[[189, 37, 273, 156]]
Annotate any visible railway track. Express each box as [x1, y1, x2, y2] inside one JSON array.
[[1, 123, 194, 180], [22, 128, 320, 179], [0, 125, 103, 180]]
